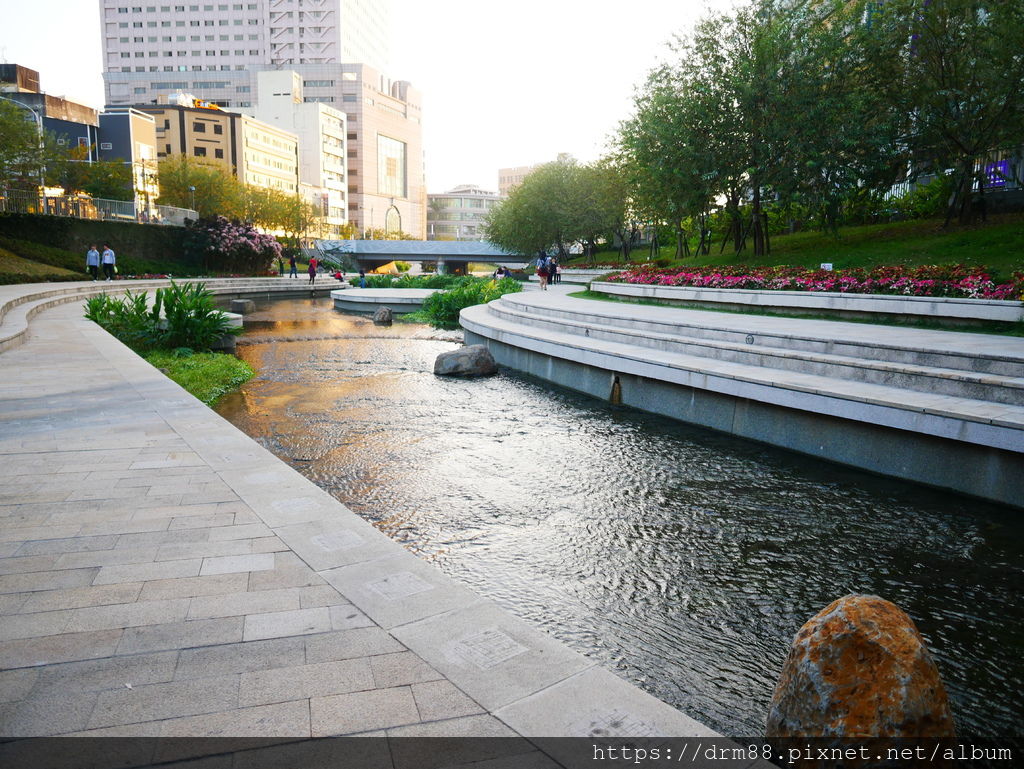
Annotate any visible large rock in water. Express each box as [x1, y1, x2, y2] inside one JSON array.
[[766, 594, 955, 739], [372, 306, 393, 325], [434, 344, 497, 377]]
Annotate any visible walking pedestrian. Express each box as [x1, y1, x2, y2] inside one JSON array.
[[289, 253, 298, 278], [85, 244, 100, 281], [308, 260, 317, 285], [101, 244, 116, 281], [549, 255, 560, 284], [536, 251, 549, 291], [359, 269, 366, 288]]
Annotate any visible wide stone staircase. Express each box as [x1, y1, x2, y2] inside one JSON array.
[[460, 292, 1024, 459]]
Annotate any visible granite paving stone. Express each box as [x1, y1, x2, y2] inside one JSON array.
[[243, 607, 332, 641], [17, 582, 143, 614], [116, 616, 243, 655], [304, 627, 405, 664], [93, 559, 202, 585], [0, 668, 38, 703], [0, 609, 73, 641], [31, 650, 179, 696], [13, 535, 118, 556], [186, 587, 303, 620], [88, 674, 240, 728], [0, 567, 98, 594], [0, 628, 123, 668], [200, 553, 275, 576], [156, 700, 311, 737], [369, 651, 444, 689], [64, 597, 192, 633], [173, 636, 306, 681], [0, 690, 101, 736], [238, 657, 375, 706], [137, 572, 248, 601], [310, 685, 420, 736]]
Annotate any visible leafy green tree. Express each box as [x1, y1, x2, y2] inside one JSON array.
[[0, 99, 45, 189], [156, 154, 244, 217], [865, 0, 1024, 225]]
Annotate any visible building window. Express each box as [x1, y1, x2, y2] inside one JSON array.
[[194, 146, 207, 157], [213, 124, 223, 134], [378, 135, 407, 198], [214, 148, 223, 158], [193, 122, 206, 133]]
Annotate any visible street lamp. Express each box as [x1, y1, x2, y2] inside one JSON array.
[[188, 185, 196, 212], [0, 95, 46, 193]]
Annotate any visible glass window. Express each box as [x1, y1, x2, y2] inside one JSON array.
[[377, 135, 407, 198], [193, 122, 206, 132], [194, 146, 206, 157]]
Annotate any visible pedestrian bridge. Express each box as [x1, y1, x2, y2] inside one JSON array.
[[315, 239, 527, 273]]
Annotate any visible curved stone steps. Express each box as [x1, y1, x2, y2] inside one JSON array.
[[461, 298, 1024, 454], [497, 292, 1024, 377], [484, 300, 1024, 406]]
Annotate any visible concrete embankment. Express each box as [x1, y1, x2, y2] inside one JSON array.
[[461, 291, 1024, 508]]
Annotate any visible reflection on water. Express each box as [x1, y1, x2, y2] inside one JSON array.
[[216, 297, 1024, 739]]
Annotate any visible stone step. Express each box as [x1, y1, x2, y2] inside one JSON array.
[[461, 301, 1024, 453], [486, 300, 1024, 406], [497, 293, 1024, 378]]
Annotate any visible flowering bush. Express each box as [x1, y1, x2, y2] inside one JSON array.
[[603, 264, 1024, 301], [183, 216, 282, 275]]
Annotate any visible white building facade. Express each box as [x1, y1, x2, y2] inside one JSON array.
[[100, 0, 391, 109], [253, 70, 348, 236]]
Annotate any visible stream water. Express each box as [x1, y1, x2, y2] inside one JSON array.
[[215, 296, 1023, 740]]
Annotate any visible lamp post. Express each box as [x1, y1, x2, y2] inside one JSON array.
[[0, 95, 46, 193], [188, 185, 196, 213]]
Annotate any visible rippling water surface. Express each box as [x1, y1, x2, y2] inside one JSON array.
[[216, 297, 1023, 739]]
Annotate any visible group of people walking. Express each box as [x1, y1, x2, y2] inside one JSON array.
[[85, 244, 117, 281], [535, 251, 561, 290]]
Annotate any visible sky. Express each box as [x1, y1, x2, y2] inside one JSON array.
[[2, 0, 734, 192]]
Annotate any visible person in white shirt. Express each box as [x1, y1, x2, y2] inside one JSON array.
[[101, 244, 116, 281]]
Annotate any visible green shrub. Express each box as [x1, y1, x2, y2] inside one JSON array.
[[394, 260, 411, 272], [416, 276, 522, 328], [83, 280, 237, 352]]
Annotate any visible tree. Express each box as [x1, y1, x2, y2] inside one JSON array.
[[0, 99, 45, 189], [483, 156, 618, 259], [49, 145, 135, 201], [156, 154, 244, 217], [866, 0, 1024, 225]]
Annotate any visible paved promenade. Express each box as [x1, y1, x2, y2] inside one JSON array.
[[0, 285, 714, 749]]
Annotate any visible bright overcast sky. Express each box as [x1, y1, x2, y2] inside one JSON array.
[[2, 0, 734, 192]]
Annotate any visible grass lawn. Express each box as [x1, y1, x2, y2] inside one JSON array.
[[572, 214, 1024, 280], [144, 350, 254, 405], [0, 247, 80, 279]]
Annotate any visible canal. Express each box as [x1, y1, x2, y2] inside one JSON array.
[[215, 296, 1023, 740]]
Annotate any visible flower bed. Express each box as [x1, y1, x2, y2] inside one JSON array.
[[603, 264, 1024, 301]]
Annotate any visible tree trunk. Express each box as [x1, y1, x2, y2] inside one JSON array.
[[751, 185, 766, 257]]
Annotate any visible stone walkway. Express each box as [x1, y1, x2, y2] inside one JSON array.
[[0, 290, 715, 746]]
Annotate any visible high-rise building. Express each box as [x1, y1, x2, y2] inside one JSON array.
[[100, 0, 391, 109], [99, 0, 425, 238]]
